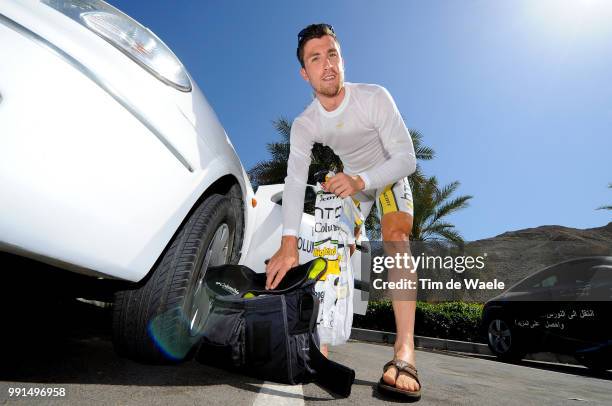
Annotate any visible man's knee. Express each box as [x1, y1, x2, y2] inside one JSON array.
[[382, 229, 410, 242], [381, 212, 413, 241]]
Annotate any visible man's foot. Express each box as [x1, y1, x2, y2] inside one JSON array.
[[382, 345, 420, 393]]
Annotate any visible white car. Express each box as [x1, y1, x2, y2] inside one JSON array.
[[0, 0, 368, 364]]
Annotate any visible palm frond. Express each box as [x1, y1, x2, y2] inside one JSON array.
[[422, 221, 455, 235], [247, 160, 288, 186], [273, 117, 291, 141], [431, 228, 464, 245], [434, 181, 460, 204], [431, 195, 473, 225], [411, 176, 470, 245], [408, 129, 435, 161], [597, 183, 612, 210]]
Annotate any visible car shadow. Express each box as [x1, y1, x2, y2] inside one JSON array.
[[0, 297, 331, 400]]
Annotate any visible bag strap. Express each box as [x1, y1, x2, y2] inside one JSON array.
[[308, 332, 355, 398]]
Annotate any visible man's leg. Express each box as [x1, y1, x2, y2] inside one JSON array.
[[380, 211, 420, 393]]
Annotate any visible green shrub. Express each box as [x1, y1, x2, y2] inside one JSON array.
[[353, 301, 485, 343]]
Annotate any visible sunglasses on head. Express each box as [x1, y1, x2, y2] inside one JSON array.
[[298, 24, 335, 43]]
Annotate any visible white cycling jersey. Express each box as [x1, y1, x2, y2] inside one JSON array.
[[282, 82, 417, 236]]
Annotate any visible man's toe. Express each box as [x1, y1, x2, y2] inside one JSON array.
[[382, 366, 397, 386], [397, 373, 420, 392]]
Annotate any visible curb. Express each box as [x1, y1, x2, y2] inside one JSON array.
[[350, 328, 580, 366]]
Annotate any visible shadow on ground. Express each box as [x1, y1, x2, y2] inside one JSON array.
[[0, 297, 334, 401]]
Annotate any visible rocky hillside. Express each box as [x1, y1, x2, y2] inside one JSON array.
[[459, 222, 612, 301]]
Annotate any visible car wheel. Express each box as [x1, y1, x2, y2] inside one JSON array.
[[487, 318, 524, 361], [112, 193, 241, 363]]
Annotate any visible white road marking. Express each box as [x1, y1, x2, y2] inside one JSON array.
[[252, 381, 305, 406]]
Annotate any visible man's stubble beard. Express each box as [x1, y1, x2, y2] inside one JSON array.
[[315, 74, 344, 98]]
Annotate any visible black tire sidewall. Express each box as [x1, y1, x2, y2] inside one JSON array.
[[180, 194, 238, 335], [158, 194, 238, 359]]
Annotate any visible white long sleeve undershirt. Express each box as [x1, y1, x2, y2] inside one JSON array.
[[282, 82, 416, 236]]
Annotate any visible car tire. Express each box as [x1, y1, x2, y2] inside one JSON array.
[[486, 318, 525, 361], [112, 193, 241, 363]]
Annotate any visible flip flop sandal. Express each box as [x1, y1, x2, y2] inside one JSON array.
[[377, 359, 422, 401]]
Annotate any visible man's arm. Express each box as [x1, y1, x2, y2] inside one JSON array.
[[357, 86, 416, 190], [265, 120, 314, 289]]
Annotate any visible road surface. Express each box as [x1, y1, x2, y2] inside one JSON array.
[[0, 300, 610, 405]]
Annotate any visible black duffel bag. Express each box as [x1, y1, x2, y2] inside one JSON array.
[[195, 258, 355, 398]]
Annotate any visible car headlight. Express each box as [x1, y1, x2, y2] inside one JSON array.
[[41, 0, 192, 92]]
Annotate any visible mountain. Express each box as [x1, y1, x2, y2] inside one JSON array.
[[459, 222, 612, 302], [491, 222, 612, 243]]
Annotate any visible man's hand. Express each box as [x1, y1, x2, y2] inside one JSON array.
[[324, 173, 365, 198], [265, 236, 299, 289]]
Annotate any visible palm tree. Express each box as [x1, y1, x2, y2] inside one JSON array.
[[597, 183, 612, 211], [247, 118, 292, 187], [410, 176, 472, 245], [405, 129, 435, 185]]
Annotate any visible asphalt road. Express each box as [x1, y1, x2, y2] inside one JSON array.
[[0, 300, 610, 406]]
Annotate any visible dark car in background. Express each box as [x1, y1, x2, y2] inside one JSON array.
[[482, 257, 612, 371]]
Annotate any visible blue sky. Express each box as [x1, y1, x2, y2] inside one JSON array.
[[111, 0, 611, 241]]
